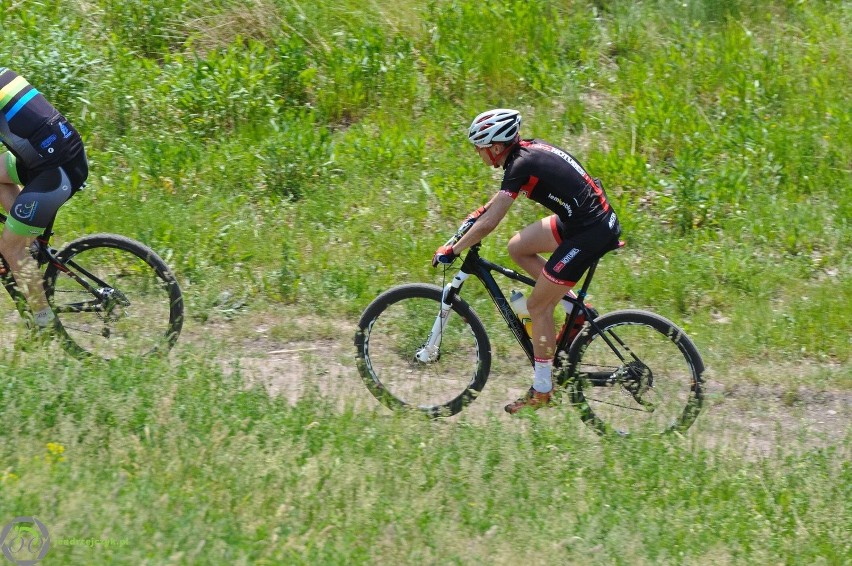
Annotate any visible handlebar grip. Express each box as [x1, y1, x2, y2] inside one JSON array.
[[444, 218, 476, 247]]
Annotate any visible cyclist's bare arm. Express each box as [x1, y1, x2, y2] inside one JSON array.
[[451, 192, 514, 254]]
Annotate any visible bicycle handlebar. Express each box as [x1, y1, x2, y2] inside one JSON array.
[[443, 217, 476, 248]]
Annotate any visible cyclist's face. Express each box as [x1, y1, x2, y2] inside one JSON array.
[[474, 145, 491, 165], [475, 143, 505, 167]]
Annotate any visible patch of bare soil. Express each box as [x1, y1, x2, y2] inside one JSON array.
[[696, 380, 849, 456], [185, 317, 850, 456]]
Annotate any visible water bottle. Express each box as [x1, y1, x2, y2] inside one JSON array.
[[509, 290, 532, 337]]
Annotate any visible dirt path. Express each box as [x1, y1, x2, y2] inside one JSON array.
[[2, 305, 846, 457], [190, 317, 851, 457]]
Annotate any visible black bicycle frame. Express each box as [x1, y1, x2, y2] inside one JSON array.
[[0, 214, 111, 319], [443, 243, 602, 367]]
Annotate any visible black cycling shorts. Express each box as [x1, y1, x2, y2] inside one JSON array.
[[6, 149, 88, 236], [542, 211, 622, 286]]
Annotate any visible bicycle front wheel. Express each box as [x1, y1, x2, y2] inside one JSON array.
[[355, 283, 491, 417], [562, 309, 704, 436], [43, 234, 184, 359]]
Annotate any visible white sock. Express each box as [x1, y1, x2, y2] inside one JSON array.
[[532, 358, 553, 393], [34, 308, 56, 328]]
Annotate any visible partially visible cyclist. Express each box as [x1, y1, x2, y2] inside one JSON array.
[[0, 66, 88, 332], [432, 108, 622, 413]]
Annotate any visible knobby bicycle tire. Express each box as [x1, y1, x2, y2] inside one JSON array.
[[43, 233, 184, 360], [355, 283, 491, 417], [562, 309, 704, 436]]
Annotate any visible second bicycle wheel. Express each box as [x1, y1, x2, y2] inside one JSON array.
[[562, 309, 704, 436], [43, 233, 184, 360], [355, 283, 491, 417]]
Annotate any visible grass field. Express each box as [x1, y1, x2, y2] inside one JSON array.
[[0, 0, 849, 564]]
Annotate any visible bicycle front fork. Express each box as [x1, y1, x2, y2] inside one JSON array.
[[415, 271, 471, 363]]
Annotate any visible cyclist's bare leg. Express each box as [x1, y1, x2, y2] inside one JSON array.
[[504, 216, 585, 401], [507, 217, 559, 277], [0, 158, 22, 211], [0, 185, 20, 211], [0, 227, 49, 313], [527, 276, 573, 362], [508, 216, 581, 303], [0, 159, 50, 319], [503, 276, 569, 410]]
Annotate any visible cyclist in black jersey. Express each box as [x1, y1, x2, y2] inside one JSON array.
[[0, 67, 88, 331], [432, 108, 621, 413]]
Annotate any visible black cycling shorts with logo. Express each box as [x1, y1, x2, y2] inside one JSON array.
[[6, 150, 88, 237]]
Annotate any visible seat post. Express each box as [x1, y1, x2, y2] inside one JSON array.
[[39, 218, 56, 243], [576, 239, 623, 301], [575, 259, 599, 302]]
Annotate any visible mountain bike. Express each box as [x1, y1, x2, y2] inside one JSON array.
[[0, 214, 184, 360], [355, 219, 704, 436]]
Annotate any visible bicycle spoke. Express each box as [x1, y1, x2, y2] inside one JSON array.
[[368, 298, 476, 405], [356, 284, 490, 417], [568, 310, 703, 435], [45, 235, 183, 359]]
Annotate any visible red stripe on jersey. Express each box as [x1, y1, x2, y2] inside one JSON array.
[[585, 174, 610, 212], [520, 175, 539, 197]]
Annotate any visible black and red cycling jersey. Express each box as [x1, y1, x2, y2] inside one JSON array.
[[500, 139, 612, 235]]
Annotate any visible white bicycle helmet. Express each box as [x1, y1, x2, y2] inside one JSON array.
[[468, 108, 522, 146]]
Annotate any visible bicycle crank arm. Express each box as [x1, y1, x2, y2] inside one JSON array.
[[583, 370, 620, 387], [53, 301, 106, 314]]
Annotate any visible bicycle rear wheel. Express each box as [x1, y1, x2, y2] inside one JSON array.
[[355, 283, 491, 417], [43, 234, 184, 359], [562, 309, 704, 436]]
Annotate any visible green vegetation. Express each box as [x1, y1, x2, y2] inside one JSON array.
[[3, 0, 848, 364], [0, 0, 849, 563], [1, 354, 849, 564]]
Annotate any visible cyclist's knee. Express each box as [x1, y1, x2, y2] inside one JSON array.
[[7, 168, 71, 236], [527, 294, 558, 319], [528, 277, 571, 317], [507, 232, 537, 263], [507, 233, 522, 262]]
